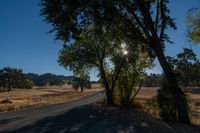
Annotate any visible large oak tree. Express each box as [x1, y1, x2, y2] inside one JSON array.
[[41, 0, 190, 124]]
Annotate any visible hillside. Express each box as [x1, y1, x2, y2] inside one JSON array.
[[25, 73, 76, 86]]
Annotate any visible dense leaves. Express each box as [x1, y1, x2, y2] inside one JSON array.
[[186, 7, 200, 44]]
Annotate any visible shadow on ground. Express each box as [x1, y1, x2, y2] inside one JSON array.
[[4, 105, 200, 133], [0, 117, 22, 125]]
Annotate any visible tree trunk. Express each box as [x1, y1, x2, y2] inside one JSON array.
[[151, 38, 190, 124], [80, 85, 84, 92], [106, 89, 114, 106], [99, 66, 114, 106]]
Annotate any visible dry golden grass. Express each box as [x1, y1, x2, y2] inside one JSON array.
[[1, 84, 200, 125], [135, 87, 159, 100], [0, 84, 103, 112], [135, 87, 200, 126]]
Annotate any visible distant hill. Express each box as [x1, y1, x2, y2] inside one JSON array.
[[25, 73, 76, 86], [25, 72, 162, 87]]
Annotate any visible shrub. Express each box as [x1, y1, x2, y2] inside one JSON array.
[[157, 79, 178, 122]]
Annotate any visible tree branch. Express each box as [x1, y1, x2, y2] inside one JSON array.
[[130, 81, 143, 103], [155, 0, 160, 31], [159, 0, 166, 42]]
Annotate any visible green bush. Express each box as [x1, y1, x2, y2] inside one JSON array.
[[157, 79, 178, 122]]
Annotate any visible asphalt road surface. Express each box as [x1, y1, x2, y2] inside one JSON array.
[[0, 91, 104, 133]]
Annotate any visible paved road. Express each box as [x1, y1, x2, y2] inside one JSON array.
[[0, 91, 104, 132]]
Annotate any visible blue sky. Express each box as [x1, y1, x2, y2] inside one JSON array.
[[0, 0, 200, 80]]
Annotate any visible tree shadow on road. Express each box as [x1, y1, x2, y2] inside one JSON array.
[[4, 105, 200, 133], [0, 117, 23, 125]]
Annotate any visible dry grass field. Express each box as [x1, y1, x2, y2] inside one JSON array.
[[1, 85, 200, 125], [135, 87, 200, 125], [0, 84, 102, 112]]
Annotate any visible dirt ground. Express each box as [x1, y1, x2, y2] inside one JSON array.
[[0, 84, 102, 112]]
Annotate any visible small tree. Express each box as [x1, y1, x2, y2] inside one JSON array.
[[117, 71, 144, 109], [0, 67, 33, 95], [115, 46, 152, 109], [176, 48, 197, 87], [0, 67, 22, 93], [72, 70, 91, 92], [19, 78, 34, 89]]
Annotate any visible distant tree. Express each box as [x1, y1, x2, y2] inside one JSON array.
[[0, 67, 33, 91], [72, 70, 91, 92], [0, 67, 20, 92], [0, 67, 17, 92], [18, 77, 34, 89], [0, 67, 33, 101], [176, 48, 197, 87], [191, 61, 200, 86], [167, 48, 200, 87]]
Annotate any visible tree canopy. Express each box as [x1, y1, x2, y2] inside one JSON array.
[[187, 7, 200, 44], [167, 48, 200, 87], [40, 0, 191, 124], [57, 22, 153, 105], [0, 67, 33, 92], [71, 70, 91, 92]]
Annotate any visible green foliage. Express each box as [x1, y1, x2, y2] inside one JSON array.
[[18, 77, 34, 89], [186, 7, 200, 44], [117, 73, 143, 109], [40, 0, 176, 46], [0, 67, 33, 92], [157, 79, 178, 123], [116, 47, 152, 108], [72, 70, 91, 92], [167, 48, 200, 87]]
